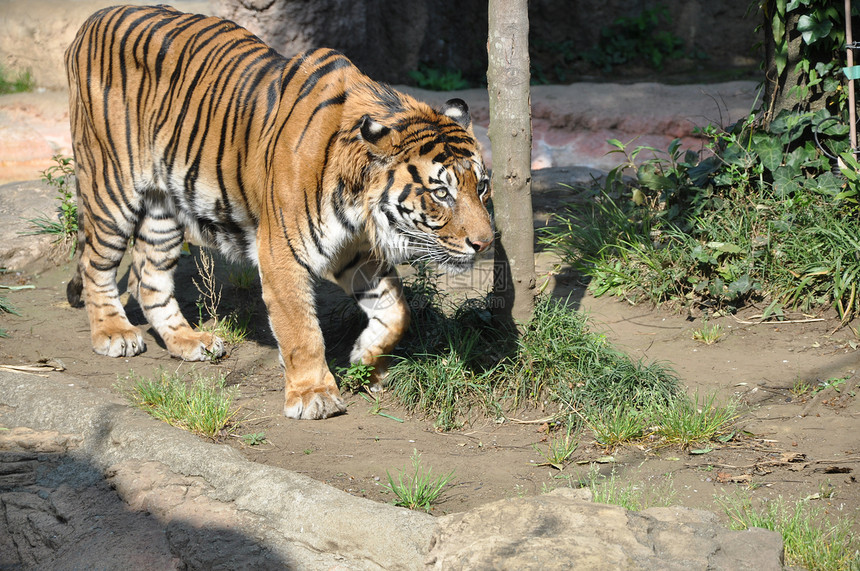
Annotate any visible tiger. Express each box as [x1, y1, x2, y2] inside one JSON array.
[[64, 4, 493, 420]]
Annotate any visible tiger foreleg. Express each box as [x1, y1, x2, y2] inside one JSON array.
[[335, 259, 410, 391], [259, 253, 346, 420]]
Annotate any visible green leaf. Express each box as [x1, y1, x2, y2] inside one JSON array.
[[687, 156, 721, 187], [813, 172, 844, 196], [776, 0, 787, 18], [797, 13, 832, 45], [728, 274, 755, 297], [752, 133, 784, 172], [667, 138, 682, 157], [637, 166, 675, 191], [772, 165, 801, 197], [706, 242, 743, 254], [774, 49, 787, 77], [784, 144, 816, 171], [769, 111, 813, 145]]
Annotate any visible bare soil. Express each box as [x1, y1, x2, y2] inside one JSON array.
[[1, 237, 858, 532]]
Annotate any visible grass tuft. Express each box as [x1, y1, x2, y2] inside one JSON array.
[[577, 464, 677, 511], [118, 368, 238, 438], [25, 155, 78, 257], [717, 494, 860, 571], [533, 423, 580, 470], [586, 404, 647, 449], [385, 449, 455, 512], [692, 320, 725, 344], [0, 66, 34, 94], [388, 264, 683, 432], [653, 392, 739, 448]]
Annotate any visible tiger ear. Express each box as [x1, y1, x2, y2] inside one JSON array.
[[359, 115, 399, 155], [441, 98, 471, 129]]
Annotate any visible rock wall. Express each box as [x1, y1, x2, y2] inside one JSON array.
[[1, 0, 759, 90], [0, 0, 212, 90], [215, 0, 760, 84]]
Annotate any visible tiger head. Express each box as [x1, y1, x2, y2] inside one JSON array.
[[361, 98, 494, 274]]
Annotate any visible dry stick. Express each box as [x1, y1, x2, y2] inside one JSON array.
[[506, 416, 557, 425], [731, 315, 825, 325]]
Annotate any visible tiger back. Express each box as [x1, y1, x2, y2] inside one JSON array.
[[66, 4, 493, 420]]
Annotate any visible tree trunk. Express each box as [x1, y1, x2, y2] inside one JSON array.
[[761, 2, 830, 125], [487, 0, 535, 331]]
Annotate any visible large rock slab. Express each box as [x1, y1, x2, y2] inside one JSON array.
[[426, 487, 785, 570], [0, 370, 437, 570]]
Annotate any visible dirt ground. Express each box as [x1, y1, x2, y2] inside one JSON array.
[[1, 225, 858, 534]]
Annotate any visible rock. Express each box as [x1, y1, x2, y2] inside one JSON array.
[[0, 370, 438, 570], [425, 487, 784, 570], [0, 0, 212, 90], [0, 426, 181, 570], [0, 180, 70, 273]]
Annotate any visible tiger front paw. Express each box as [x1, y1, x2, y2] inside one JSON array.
[[283, 386, 347, 420], [165, 329, 225, 361], [92, 325, 146, 357]]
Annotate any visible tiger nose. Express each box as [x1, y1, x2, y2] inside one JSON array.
[[466, 236, 494, 254]]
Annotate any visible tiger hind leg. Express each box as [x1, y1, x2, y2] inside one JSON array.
[[127, 201, 225, 361], [334, 256, 410, 391]]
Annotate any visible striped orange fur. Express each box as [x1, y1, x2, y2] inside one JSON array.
[[65, 5, 493, 419]]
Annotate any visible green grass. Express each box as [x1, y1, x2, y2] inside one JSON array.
[[388, 263, 724, 440], [0, 294, 17, 316], [387, 284, 682, 431], [0, 66, 34, 94], [118, 368, 238, 438], [692, 321, 724, 344], [653, 392, 739, 448], [385, 449, 455, 512], [586, 404, 646, 449], [192, 248, 254, 347], [25, 155, 78, 255], [0, 282, 25, 338], [408, 65, 470, 91], [533, 423, 580, 470], [577, 464, 677, 511], [540, 111, 860, 324], [717, 494, 860, 571], [226, 262, 258, 290]]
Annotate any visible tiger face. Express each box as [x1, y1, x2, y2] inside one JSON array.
[[362, 99, 494, 274]]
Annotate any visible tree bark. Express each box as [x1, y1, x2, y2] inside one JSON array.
[[487, 0, 535, 331], [761, 3, 829, 125]]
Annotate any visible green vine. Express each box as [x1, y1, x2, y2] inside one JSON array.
[[765, 0, 854, 110]]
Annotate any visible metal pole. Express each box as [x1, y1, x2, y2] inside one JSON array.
[[847, 0, 857, 151]]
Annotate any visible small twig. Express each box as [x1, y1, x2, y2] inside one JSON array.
[[506, 416, 557, 425], [0, 365, 50, 377], [810, 456, 860, 464], [732, 315, 825, 325]]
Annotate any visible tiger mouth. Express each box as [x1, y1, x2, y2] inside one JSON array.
[[435, 251, 478, 274]]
